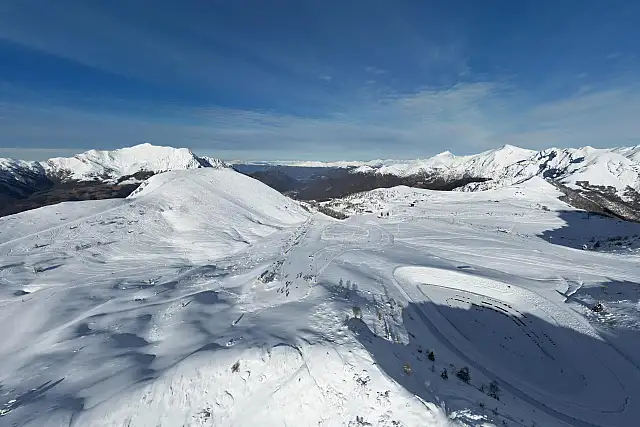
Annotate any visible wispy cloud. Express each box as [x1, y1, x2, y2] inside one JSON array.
[[365, 66, 387, 75], [499, 86, 640, 148], [2, 81, 639, 161]]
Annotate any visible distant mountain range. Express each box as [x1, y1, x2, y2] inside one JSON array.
[[242, 144, 640, 199], [2, 143, 640, 220]]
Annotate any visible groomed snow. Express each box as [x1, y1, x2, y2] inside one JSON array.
[[2, 170, 640, 427]]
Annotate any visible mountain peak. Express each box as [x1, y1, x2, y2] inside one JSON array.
[[40, 144, 227, 182], [434, 150, 454, 157]]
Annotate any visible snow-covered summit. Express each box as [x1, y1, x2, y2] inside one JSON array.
[[200, 156, 230, 169], [341, 144, 640, 199], [42, 143, 227, 182], [369, 145, 537, 178], [464, 145, 640, 195]]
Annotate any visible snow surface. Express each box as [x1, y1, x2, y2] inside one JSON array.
[[2, 168, 640, 427]]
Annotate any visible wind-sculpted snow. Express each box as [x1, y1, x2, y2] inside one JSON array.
[[1, 174, 640, 426]]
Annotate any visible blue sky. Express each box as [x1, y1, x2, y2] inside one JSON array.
[[0, 0, 639, 161]]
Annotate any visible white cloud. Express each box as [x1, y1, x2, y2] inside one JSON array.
[[1, 81, 639, 161], [499, 86, 640, 148], [365, 66, 387, 75]]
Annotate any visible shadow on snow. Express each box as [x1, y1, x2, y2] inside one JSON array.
[[537, 210, 640, 251], [344, 296, 640, 427]]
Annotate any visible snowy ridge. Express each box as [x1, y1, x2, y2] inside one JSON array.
[[484, 146, 640, 194], [0, 158, 46, 187], [127, 168, 308, 261], [2, 143, 640, 199], [364, 145, 536, 178], [345, 144, 640, 199], [0, 159, 49, 200], [200, 156, 230, 169], [0, 144, 230, 212], [42, 143, 226, 182]]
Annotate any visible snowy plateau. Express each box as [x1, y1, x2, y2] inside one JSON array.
[[1, 148, 640, 427]]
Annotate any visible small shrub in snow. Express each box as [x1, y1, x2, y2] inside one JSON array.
[[403, 362, 412, 375], [351, 415, 372, 426], [427, 350, 435, 362], [440, 368, 448, 380], [352, 306, 362, 319], [196, 408, 212, 421], [456, 366, 471, 383], [487, 380, 500, 400]]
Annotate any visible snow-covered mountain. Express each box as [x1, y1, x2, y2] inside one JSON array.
[[345, 145, 640, 201], [3, 143, 640, 220], [0, 158, 48, 201], [42, 143, 226, 182], [2, 169, 640, 426], [0, 143, 228, 187], [356, 145, 536, 178], [472, 146, 640, 194], [234, 144, 640, 203], [0, 144, 231, 217]]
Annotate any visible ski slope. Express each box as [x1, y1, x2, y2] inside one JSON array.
[[1, 170, 640, 426]]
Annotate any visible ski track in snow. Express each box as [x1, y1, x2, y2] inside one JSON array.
[[393, 267, 637, 427], [1, 171, 640, 426]]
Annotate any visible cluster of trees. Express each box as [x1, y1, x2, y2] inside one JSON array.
[[308, 202, 349, 219]]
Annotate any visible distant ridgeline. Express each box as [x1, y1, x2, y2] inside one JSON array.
[[2, 143, 640, 222]]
